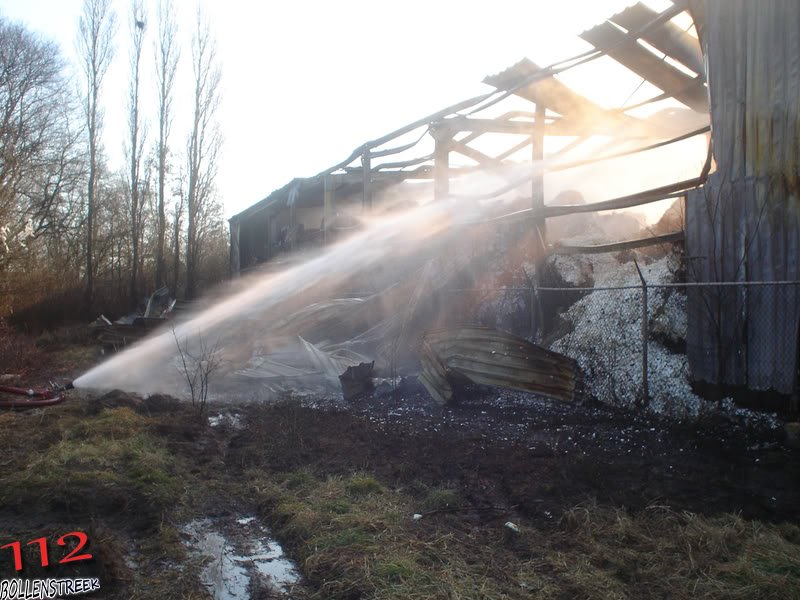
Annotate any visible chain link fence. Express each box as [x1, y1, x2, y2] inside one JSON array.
[[446, 277, 800, 416]]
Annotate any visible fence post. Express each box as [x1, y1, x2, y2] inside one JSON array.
[[634, 258, 649, 406]]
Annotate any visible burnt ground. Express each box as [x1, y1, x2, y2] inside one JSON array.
[[228, 381, 799, 527], [1, 333, 799, 598]]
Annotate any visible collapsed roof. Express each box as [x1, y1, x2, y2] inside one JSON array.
[[230, 1, 709, 276]]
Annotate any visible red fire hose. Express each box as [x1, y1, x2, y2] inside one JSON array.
[[0, 382, 72, 409]]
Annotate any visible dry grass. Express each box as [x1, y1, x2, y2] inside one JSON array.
[[516, 501, 800, 600], [249, 469, 500, 599], [246, 468, 800, 600]]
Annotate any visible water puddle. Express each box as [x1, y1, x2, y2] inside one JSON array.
[[208, 412, 244, 430], [183, 515, 300, 599]]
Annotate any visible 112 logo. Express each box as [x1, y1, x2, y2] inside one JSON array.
[[1, 533, 92, 572]]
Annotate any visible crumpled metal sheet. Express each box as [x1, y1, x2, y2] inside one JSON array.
[[419, 326, 579, 405]]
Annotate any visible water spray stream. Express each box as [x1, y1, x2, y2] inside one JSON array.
[[72, 199, 471, 396]]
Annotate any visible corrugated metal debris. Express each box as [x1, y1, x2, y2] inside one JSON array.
[[580, 3, 707, 112], [92, 288, 181, 350], [418, 326, 579, 405]]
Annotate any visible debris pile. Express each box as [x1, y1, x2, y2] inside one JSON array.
[[547, 254, 696, 416], [91, 287, 180, 350], [546, 253, 778, 426]]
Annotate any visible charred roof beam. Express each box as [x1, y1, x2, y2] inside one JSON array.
[[580, 22, 708, 113]]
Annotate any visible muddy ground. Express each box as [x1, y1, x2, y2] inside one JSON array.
[[1, 336, 799, 598], [268, 380, 799, 524]]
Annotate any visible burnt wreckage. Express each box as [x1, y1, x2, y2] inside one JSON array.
[[222, 0, 796, 411]]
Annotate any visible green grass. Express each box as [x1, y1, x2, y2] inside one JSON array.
[[0, 400, 207, 599], [346, 474, 383, 496], [420, 487, 462, 512], [2, 411, 182, 517]]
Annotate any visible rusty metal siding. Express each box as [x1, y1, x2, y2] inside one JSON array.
[[703, 0, 800, 182], [686, 0, 800, 395]]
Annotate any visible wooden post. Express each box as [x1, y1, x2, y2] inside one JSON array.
[[361, 150, 372, 213], [229, 218, 240, 278], [323, 175, 334, 245], [433, 126, 450, 201], [634, 257, 649, 406], [530, 103, 547, 339]]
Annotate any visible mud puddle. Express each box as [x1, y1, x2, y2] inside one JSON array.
[[183, 515, 300, 599]]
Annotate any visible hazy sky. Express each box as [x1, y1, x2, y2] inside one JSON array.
[[0, 0, 685, 218]]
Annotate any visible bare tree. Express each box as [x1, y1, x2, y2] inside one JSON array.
[[77, 0, 115, 313], [154, 0, 178, 290], [0, 20, 79, 266], [126, 0, 146, 307], [0, 18, 87, 315], [185, 9, 222, 300], [171, 193, 183, 293], [172, 327, 221, 418]]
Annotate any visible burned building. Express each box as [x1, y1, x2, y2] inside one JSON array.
[[228, 1, 798, 407]]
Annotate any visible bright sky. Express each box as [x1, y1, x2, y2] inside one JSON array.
[[0, 0, 689, 218]]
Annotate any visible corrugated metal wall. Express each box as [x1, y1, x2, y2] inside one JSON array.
[[686, 0, 800, 395], [687, 179, 800, 392]]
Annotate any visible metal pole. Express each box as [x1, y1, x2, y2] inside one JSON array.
[[530, 103, 547, 339], [634, 258, 649, 405], [531, 103, 546, 247], [229, 218, 240, 278], [323, 175, 333, 245]]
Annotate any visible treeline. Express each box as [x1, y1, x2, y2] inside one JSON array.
[[0, 0, 229, 329]]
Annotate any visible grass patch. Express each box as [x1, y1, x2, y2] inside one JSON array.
[[2, 394, 799, 599], [420, 487, 461, 512], [250, 470, 487, 599], [526, 502, 800, 600], [286, 468, 315, 490], [2, 430, 182, 518], [346, 474, 383, 496], [0, 397, 211, 599], [373, 559, 416, 582], [245, 466, 800, 600]]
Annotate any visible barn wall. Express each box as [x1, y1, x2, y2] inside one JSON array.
[[686, 178, 800, 393], [686, 0, 800, 395]]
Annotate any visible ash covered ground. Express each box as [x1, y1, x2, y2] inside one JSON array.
[[246, 378, 797, 524]]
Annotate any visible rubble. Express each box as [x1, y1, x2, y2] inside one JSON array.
[[547, 253, 780, 426], [92, 288, 179, 350], [339, 362, 375, 401], [549, 254, 698, 417]]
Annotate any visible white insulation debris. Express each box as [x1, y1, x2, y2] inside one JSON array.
[[549, 254, 779, 427]]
